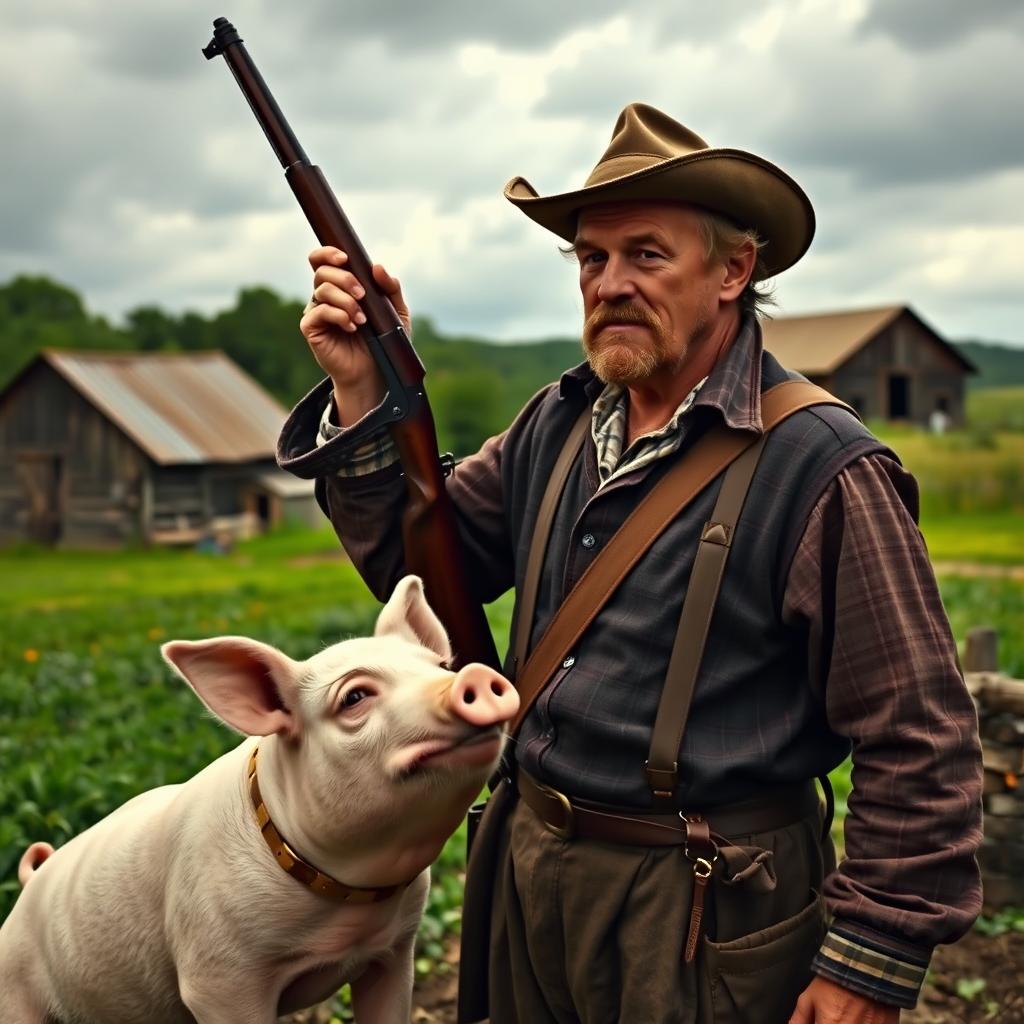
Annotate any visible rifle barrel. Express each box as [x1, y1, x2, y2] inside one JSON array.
[[203, 18, 501, 671]]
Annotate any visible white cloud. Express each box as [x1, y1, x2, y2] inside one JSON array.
[[0, 0, 1021, 350]]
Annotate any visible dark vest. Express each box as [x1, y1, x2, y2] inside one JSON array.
[[503, 350, 892, 808]]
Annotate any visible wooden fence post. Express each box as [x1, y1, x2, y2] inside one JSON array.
[[965, 627, 999, 672], [966, 627, 1024, 910]]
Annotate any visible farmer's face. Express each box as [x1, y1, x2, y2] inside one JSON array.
[[574, 201, 726, 385]]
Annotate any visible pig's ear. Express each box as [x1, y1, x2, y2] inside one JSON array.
[[374, 576, 453, 662], [161, 637, 301, 739]]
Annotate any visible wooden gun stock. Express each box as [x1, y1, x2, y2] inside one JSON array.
[[203, 17, 499, 670]]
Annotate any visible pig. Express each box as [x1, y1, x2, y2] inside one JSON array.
[[0, 576, 519, 1024]]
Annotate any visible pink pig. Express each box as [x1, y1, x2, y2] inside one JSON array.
[[0, 576, 518, 1023]]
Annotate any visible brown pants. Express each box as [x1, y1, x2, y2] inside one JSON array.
[[482, 797, 834, 1024]]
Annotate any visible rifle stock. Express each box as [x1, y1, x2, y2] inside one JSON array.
[[203, 17, 499, 670]]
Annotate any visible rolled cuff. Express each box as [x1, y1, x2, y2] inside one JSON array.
[[277, 376, 398, 479], [812, 920, 930, 1009], [317, 400, 399, 476]]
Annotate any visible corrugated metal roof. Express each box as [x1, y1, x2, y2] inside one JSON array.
[[255, 469, 316, 498], [42, 350, 292, 465], [761, 305, 905, 376]]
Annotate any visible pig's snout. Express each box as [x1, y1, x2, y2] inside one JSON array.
[[448, 664, 519, 728]]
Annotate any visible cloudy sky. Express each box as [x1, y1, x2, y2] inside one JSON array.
[[3, 0, 1022, 346]]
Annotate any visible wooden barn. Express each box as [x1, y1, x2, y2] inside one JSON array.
[[0, 350, 319, 547], [762, 305, 975, 426]]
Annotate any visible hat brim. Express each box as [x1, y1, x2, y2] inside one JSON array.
[[504, 148, 815, 279]]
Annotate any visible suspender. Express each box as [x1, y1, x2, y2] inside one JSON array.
[[510, 380, 852, 804], [510, 410, 590, 677]]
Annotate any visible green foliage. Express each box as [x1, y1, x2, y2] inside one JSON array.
[[873, 424, 1024, 514], [919, 512, 1023, 565], [954, 977, 987, 1001], [207, 286, 321, 403], [0, 276, 581, 455], [0, 533, 518, 979], [956, 340, 1024, 390], [1, 520, 1015, 935], [938, 575, 1024, 678], [974, 906, 1024, 937], [410, 314, 580, 453], [0, 276, 132, 388], [430, 369, 508, 456], [5, 273, 1024, 465], [966, 387, 1024, 433]]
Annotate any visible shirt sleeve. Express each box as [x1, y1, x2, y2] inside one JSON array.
[[316, 398, 400, 477], [782, 452, 983, 1009]]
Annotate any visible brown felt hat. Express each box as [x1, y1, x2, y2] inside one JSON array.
[[504, 102, 815, 279]]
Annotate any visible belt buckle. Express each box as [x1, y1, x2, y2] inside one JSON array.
[[537, 782, 575, 840]]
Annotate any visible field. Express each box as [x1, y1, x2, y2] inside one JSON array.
[[1, 418, 1021, 1019]]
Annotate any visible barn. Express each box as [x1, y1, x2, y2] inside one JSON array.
[[0, 349, 319, 546], [762, 305, 975, 426]]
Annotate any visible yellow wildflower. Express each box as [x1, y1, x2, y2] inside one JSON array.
[[24, 649, 39, 663]]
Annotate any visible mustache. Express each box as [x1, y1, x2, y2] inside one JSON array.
[[584, 302, 660, 340]]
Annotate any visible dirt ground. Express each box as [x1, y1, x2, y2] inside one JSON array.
[[285, 928, 1023, 1023], [903, 928, 1024, 1024]]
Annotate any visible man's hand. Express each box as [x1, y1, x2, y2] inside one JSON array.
[[300, 245, 411, 427], [789, 976, 900, 1023]]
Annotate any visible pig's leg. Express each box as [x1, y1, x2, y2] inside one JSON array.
[[180, 977, 277, 1024], [350, 932, 415, 1024], [1, 987, 47, 1024]]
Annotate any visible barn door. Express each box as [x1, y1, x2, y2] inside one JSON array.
[[887, 374, 911, 420], [16, 453, 64, 545]]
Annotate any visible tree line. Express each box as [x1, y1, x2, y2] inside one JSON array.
[[2, 274, 1021, 456], [0, 275, 581, 457]]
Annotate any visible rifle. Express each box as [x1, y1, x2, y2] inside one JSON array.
[[202, 17, 499, 671]]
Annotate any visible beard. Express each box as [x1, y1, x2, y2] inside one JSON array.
[[582, 302, 683, 385]]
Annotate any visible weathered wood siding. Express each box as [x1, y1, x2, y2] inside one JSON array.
[[0, 363, 149, 545], [148, 459, 280, 537], [830, 312, 967, 425]]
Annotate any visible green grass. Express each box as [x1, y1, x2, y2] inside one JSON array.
[[0, 514, 1019, 964], [967, 387, 1024, 434], [919, 512, 1023, 565], [0, 532, 517, 959], [872, 424, 1024, 515]]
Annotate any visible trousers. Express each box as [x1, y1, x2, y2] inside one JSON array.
[[478, 794, 834, 1024]]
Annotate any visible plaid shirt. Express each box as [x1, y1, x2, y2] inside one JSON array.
[[314, 373, 709, 484], [283, 319, 982, 1010]]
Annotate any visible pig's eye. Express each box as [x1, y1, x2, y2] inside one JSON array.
[[339, 687, 371, 711]]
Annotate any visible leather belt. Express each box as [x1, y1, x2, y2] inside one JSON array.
[[517, 769, 821, 846]]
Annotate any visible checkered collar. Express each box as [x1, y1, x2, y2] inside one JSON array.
[[558, 314, 765, 438]]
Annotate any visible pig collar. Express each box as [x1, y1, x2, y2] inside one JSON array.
[[247, 745, 412, 904]]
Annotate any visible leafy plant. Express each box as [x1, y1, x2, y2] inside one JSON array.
[[974, 906, 1024, 937]]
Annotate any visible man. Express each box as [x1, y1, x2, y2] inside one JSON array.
[[278, 104, 983, 1023]]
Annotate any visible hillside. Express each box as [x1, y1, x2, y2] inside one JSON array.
[[2, 273, 1022, 456], [955, 339, 1024, 389]]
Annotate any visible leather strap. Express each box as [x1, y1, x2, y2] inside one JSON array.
[[645, 431, 769, 805], [517, 769, 820, 845], [509, 380, 851, 738], [511, 408, 590, 677], [247, 746, 409, 904]]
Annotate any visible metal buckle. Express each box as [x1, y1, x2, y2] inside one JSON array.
[[537, 782, 575, 840], [680, 812, 718, 866], [692, 855, 716, 880]]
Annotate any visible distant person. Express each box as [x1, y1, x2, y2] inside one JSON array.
[[930, 403, 951, 435], [279, 103, 983, 1024]]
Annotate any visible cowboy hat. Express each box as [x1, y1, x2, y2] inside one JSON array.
[[504, 102, 815, 279]]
